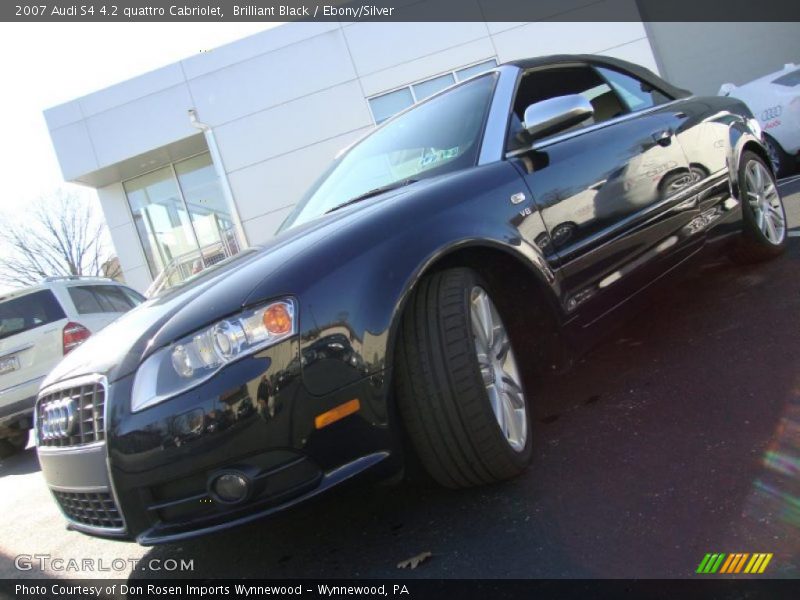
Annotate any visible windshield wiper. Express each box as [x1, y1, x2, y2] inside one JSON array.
[[324, 179, 419, 215]]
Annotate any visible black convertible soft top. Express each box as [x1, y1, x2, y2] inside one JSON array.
[[506, 54, 692, 99]]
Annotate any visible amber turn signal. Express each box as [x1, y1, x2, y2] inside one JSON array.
[[263, 303, 293, 334], [315, 399, 361, 429]]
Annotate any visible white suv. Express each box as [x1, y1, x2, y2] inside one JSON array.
[[0, 277, 144, 457], [720, 63, 800, 177]]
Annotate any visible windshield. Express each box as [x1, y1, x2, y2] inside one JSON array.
[[281, 73, 497, 230]]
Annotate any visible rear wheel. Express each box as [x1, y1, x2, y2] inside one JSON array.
[[731, 151, 788, 263], [395, 267, 533, 489]]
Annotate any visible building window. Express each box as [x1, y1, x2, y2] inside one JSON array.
[[123, 152, 241, 290], [368, 87, 415, 125], [412, 73, 456, 101], [455, 59, 498, 82], [367, 58, 497, 124]]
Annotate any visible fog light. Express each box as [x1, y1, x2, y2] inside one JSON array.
[[210, 472, 251, 504]]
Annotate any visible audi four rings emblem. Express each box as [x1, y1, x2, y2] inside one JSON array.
[[40, 397, 78, 440], [761, 106, 782, 121]]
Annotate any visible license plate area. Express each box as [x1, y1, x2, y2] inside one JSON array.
[[0, 355, 20, 375]]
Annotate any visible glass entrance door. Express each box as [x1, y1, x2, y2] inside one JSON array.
[[175, 153, 240, 262], [124, 152, 240, 291]]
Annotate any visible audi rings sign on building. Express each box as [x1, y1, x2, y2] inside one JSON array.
[[40, 397, 78, 440]]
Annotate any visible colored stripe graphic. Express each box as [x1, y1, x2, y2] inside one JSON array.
[[744, 554, 761, 573], [720, 553, 749, 573], [734, 554, 749, 573], [711, 554, 726, 573], [719, 554, 736, 573], [758, 554, 773, 573], [696, 554, 713, 573], [699, 553, 775, 574], [699, 553, 726, 573]]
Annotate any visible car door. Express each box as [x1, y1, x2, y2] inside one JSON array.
[[667, 97, 745, 242], [507, 64, 700, 324]]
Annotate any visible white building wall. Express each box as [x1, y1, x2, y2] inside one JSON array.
[[45, 17, 658, 291], [645, 22, 800, 95]]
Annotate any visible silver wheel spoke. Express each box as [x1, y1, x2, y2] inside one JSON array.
[[746, 167, 758, 192], [754, 207, 766, 233], [765, 211, 784, 243], [487, 384, 505, 434], [472, 292, 493, 348], [493, 327, 511, 360], [470, 286, 528, 452], [477, 351, 493, 385], [502, 378, 526, 409], [767, 206, 784, 224], [501, 394, 517, 440], [764, 211, 778, 241]]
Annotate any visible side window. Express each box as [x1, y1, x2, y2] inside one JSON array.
[[121, 287, 146, 305], [68, 287, 105, 314], [596, 67, 672, 112], [507, 66, 628, 152], [68, 285, 137, 314], [94, 286, 136, 312]]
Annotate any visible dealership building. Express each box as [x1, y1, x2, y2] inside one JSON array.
[[45, 13, 800, 292]]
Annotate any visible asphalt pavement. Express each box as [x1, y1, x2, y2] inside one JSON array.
[[2, 177, 800, 580]]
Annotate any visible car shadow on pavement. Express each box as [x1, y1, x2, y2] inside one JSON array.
[[126, 242, 798, 579], [0, 447, 39, 477]]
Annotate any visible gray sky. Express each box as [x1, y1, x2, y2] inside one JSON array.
[[0, 22, 278, 217]]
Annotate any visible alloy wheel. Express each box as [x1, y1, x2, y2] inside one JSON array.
[[745, 159, 786, 245], [469, 286, 528, 452]]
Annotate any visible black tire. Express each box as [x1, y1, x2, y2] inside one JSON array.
[[395, 267, 533, 489], [764, 134, 793, 179], [731, 151, 788, 264], [0, 430, 30, 458], [8, 429, 30, 451], [0, 441, 14, 459]]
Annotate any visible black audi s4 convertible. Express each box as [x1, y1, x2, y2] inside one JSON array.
[[35, 55, 787, 544]]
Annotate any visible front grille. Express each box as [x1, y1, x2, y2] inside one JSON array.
[[37, 381, 105, 447], [53, 490, 124, 530]]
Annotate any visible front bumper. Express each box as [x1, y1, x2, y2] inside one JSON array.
[[0, 375, 43, 430], [35, 337, 397, 544]]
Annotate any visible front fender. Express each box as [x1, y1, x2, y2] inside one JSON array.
[[725, 101, 771, 199], [244, 161, 560, 397]]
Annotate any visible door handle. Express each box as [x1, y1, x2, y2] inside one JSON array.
[[652, 129, 673, 146]]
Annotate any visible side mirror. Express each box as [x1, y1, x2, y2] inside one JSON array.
[[523, 94, 594, 139]]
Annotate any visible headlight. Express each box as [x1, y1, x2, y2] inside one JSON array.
[[131, 299, 296, 412]]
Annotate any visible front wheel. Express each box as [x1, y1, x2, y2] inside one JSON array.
[[731, 151, 788, 263], [395, 267, 533, 489]]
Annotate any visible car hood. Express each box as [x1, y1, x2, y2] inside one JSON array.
[[40, 185, 419, 391]]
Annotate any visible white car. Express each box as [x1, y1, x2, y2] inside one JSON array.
[[0, 277, 144, 457], [720, 63, 800, 177]]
